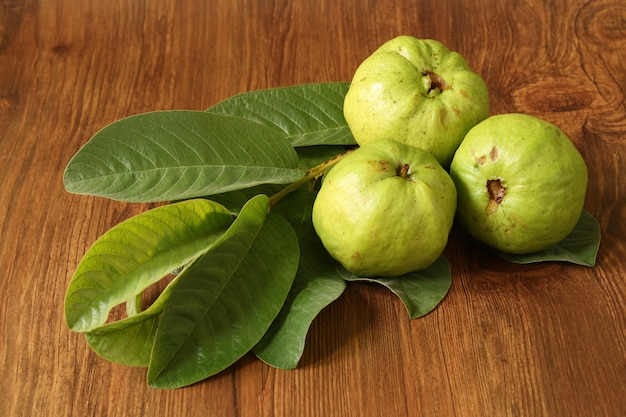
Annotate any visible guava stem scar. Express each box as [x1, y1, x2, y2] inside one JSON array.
[[396, 163, 411, 178], [486, 179, 506, 214]]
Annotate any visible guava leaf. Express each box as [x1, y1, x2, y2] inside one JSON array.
[[295, 145, 354, 170], [64, 199, 233, 332], [63, 111, 303, 203], [84, 272, 180, 367], [494, 210, 601, 266], [208, 184, 286, 215], [147, 195, 300, 389], [206, 82, 357, 147], [253, 188, 347, 369], [86, 314, 159, 367], [343, 255, 452, 319]]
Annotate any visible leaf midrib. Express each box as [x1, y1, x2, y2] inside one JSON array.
[[65, 163, 304, 183]]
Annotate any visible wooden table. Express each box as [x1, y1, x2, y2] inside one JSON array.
[[2, 0, 625, 415]]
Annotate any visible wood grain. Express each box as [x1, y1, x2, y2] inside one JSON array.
[[1, 0, 625, 416]]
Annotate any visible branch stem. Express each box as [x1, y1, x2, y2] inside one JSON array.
[[269, 148, 355, 209]]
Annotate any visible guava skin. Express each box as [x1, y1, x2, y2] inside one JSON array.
[[343, 36, 490, 168], [312, 139, 457, 277], [449, 113, 588, 254]]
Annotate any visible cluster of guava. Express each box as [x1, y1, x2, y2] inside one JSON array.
[[312, 35, 588, 277]]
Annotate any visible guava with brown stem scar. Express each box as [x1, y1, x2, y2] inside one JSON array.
[[343, 36, 490, 167], [312, 139, 457, 277], [450, 113, 588, 254]]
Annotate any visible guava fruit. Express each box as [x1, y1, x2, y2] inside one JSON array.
[[343, 35, 490, 167], [312, 139, 457, 277], [449, 113, 588, 254]]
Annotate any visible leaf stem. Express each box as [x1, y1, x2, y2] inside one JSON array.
[[269, 148, 355, 209]]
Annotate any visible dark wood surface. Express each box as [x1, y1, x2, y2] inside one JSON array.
[[2, 1, 625, 416]]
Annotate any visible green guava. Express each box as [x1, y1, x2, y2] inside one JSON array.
[[449, 113, 588, 254], [343, 35, 490, 167], [312, 139, 457, 277]]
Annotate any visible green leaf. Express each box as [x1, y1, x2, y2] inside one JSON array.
[[64, 199, 233, 332], [206, 82, 357, 147], [84, 273, 179, 367], [85, 309, 159, 367], [494, 210, 601, 266], [343, 255, 452, 319], [295, 145, 354, 170], [63, 111, 303, 202], [253, 188, 346, 369], [209, 184, 286, 215], [147, 195, 299, 389]]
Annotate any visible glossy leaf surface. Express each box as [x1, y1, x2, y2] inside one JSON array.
[[344, 255, 452, 319], [147, 195, 299, 389], [64, 199, 233, 332], [84, 274, 178, 367], [253, 188, 347, 369], [206, 82, 356, 147], [63, 111, 303, 202]]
